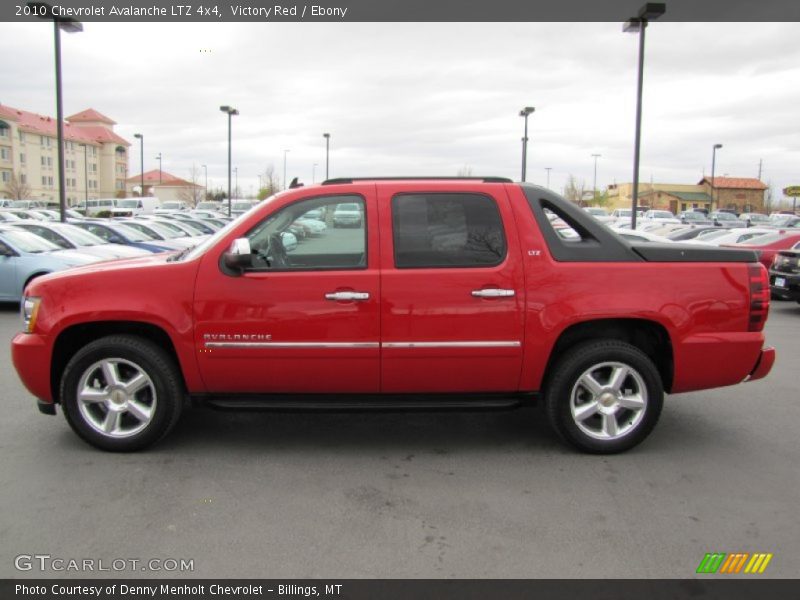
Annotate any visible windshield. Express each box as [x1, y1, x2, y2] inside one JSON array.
[[56, 224, 108, 246], [652, 211, 674, 218], [161, 202, 182, 210], [232, 202, 254, 211], [694, 229, 729, 241], [714, 212, 738, 220], [109, 223, 151, 242], [683, 212, 705, 220], [740, 233, 790, 246], [1, 229, 61, 253], [117, 200, 140, 208]]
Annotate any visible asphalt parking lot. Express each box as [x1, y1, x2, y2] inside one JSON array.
[[0, 301, 798, 579]]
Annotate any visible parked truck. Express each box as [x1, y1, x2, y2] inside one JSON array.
[[12, 178, 774, 453]]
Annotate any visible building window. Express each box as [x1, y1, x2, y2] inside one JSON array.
[[0, 148, 9, 161], [20, 153, 25, 164], [18, 131, 25, 142], [20, 174, 26, 184], [0, 127, 8, 139], [1, 171, 10, 183], [48, 176, 54, 187]]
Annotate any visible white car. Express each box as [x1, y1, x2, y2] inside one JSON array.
[[333, 203, 363, 228], [583, 207, 615, 225], [616, 230, 673, 244], [691, 227, 775, 246], [641, 210, 681, 225]]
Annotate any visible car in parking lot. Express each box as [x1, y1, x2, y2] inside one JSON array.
[[333, 202, 363, 227], [769, 249, 800, 302], [739, 212, 771, 228], [73, 221, 175, 254], [710, 211, 742, 227], [724, 232, 800, 270], [13, 222, 151, 260], [0, 226, 99, 301], [641, 210, 680, 225], [678, 211, 713, 226]]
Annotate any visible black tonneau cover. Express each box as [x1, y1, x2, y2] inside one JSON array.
[[630, 243, 758, 263]]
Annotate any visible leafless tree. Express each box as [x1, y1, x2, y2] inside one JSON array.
[[177, 165, 205, 207], [456, 165, 473, 177], [258, 164, 280, 200], [5, 171, 31, 200], [562, 174, 586, 205]]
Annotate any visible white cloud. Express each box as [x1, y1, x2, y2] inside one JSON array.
[[1, 21, 798, 199]]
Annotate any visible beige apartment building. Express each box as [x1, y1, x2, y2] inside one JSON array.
[[606, 177, 767, 214], [0, 104, 130, 204]]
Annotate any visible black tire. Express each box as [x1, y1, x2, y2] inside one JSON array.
[[544, 339, 664, 454], [60, 335, 184, 452]]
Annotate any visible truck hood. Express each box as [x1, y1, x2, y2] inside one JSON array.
[[34, 251, 179, 286]]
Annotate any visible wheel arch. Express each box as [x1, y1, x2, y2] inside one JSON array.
[[545, 318, 674, 393], [51, 321, 186, 404]]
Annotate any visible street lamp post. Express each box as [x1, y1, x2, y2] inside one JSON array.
[[155, 152, 162, 184], [323, 133, 330, 180], [201, 164, 208, 201], [133, 133, 144, 198], [623, 2, 666, 230], [519, 106, 535, 182], [592, 153, 602, 203], [283, 150, 290, 189], [220, 105, 239, 217], [28, 2, 83, 222], [710, 143, 723, 211], [545, 167, 552, 189]]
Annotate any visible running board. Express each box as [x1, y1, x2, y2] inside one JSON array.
[[194, 393, 530, 412]]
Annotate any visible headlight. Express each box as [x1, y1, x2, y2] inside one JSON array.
[[21, 296, 41, 334]]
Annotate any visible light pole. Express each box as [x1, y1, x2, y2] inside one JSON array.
[[201, 164, 208, 201], [592, 153, 602, 203], [283, 149, 290, 190], [133, 133, 144, 198], [710, 143, 722, 211], [623, 2, 666, 230], [29, 2, 82, 222], [323, 133, 330, 180], [545, 167, 552, 189], [519, 106, 535, 182], [220, 105, 238, 216], [155, 152, 162, 184]]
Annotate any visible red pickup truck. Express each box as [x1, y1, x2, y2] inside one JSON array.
[[12, 178, 775, 453]]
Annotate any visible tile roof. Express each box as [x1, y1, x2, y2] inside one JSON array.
[[66, 108, 116, 125], [0, 103, 129, 147], [699, 177, 768, 190], [126, 170, 199, 187]]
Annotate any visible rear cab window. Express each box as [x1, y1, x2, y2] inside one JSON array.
[[390, 193, 507, 268]]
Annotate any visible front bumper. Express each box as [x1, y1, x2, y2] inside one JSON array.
[[11, 332, 53, 404]]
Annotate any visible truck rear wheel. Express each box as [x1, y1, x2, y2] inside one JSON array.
[[545, 340, 663, 454], [60, 335, 183, 452]]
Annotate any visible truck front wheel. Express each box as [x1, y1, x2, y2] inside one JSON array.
[[60, 335, 184, 452], [545, 340, 663, 454]]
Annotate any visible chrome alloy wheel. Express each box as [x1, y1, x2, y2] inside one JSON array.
[[569, 361, 647, 441], [76, 358, 157, 438]]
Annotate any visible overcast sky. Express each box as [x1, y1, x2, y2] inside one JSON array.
[[1, 21, 798, 203]]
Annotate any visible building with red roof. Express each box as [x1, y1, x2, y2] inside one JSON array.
[[0, 103, 130, 203], [126, 169, 204, 204]]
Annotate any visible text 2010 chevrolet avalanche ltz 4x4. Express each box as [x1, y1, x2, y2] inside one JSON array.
[[12, 179, 775, 453]]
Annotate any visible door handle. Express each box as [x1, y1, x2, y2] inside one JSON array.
[[471, 289, 515, 298], [325, 291, 370, 301]]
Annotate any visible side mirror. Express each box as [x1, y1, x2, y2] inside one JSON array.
[[223, 237, 252, 273]]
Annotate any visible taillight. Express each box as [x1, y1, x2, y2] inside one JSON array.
[[748, 263, 769, 332]]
